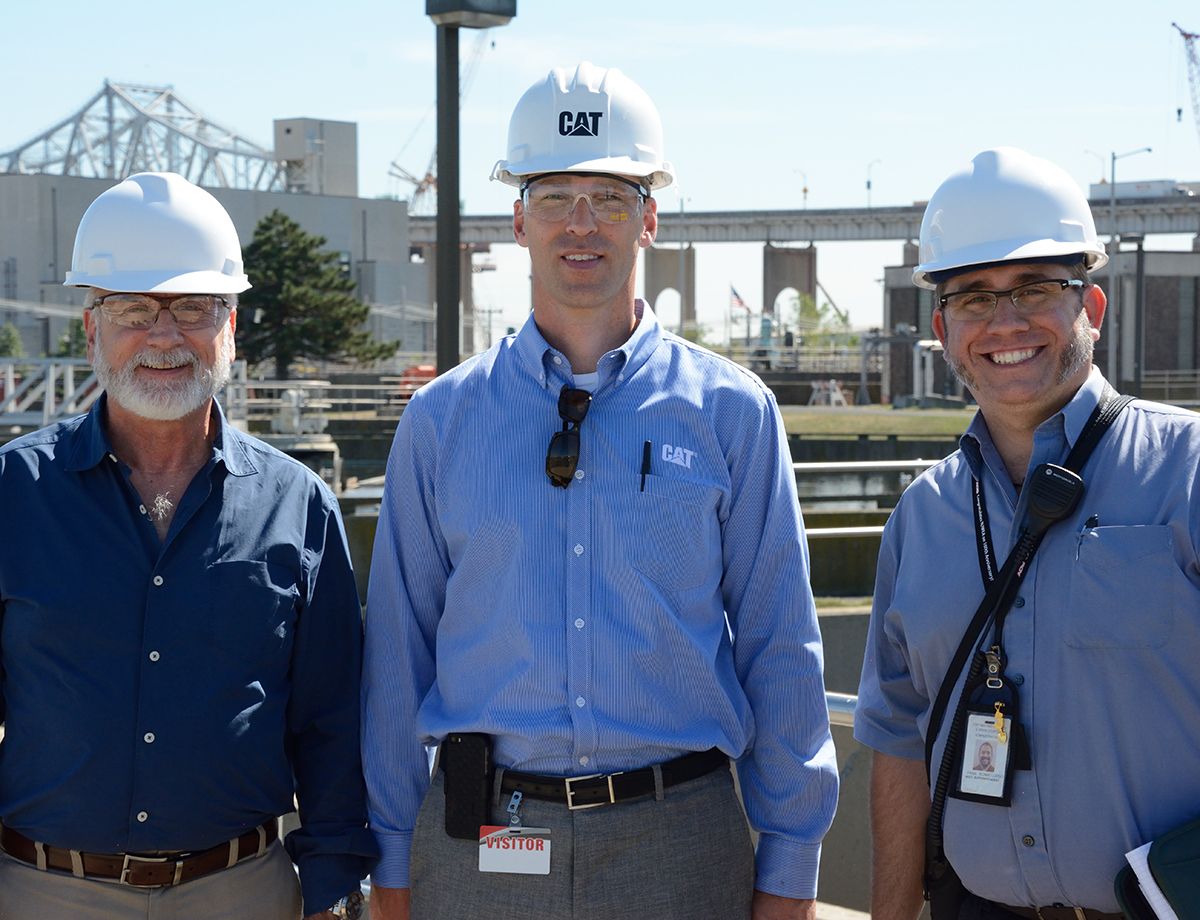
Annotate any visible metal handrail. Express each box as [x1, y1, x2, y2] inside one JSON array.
[[827, 692, 857, 728]]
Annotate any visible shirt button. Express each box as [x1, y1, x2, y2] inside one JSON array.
[[1013, 674, 1025, 685], [574, 469, 585, 481], [617, 374, 624, 383], [152, 575, 164, 586], [136, 811, 149, 823], [574, 618, 585, 629], [575, 696, 586, 708], [579, 756, 589, 766], [138, 504, 147, 515], [1022, 835, 1036, 847], [553, 356, 563, 365], [1014, 596, 1026, 608], [148, 651, 160, 662], [143, 732, 155, 744], [573, 544, 584, 556]]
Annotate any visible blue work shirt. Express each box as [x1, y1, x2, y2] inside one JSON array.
[[0, 397, 377, 913], [855, 370, 1200, 910], [363, 304, 838, 899]]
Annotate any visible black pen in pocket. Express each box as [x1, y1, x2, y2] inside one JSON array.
[[640, 440, 651, 491]]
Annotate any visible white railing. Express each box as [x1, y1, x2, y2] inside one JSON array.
[[0, 358, 99, 427]]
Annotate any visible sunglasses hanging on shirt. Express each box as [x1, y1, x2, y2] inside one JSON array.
[[545, 387, 591, 488]]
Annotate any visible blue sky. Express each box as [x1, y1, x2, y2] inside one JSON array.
[[4, 1, 1198, 339]]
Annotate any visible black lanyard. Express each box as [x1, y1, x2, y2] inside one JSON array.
[[972, 478, 998, 587]]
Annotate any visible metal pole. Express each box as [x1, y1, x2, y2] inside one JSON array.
[[677, 194, 686, 336], [1134, 238, 1146, 396], [1108, 153, 1119, 384], [435, 24, 461, 374]]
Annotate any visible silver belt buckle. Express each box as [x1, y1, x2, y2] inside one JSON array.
[[564, 771, 622, 810], [120, 853, 183, 887]]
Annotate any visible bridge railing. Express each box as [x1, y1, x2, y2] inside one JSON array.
[[0, 358, 98, 428]]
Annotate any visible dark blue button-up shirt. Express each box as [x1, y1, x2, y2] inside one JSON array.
[[0, 397, 376, 912]]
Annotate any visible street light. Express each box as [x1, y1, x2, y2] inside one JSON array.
[[866, 159, 881, 209], [1105, 145, 1151, 386], [795, 169, 808, 210], [426, 0, 517, 374]]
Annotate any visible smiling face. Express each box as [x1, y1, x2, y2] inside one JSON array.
[[84, 290, 236, 422], [932, 262, 1105, 427], [513, 173, 658, 324]]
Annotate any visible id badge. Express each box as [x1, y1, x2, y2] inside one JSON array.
[[478, 826, 552, 875], [953, 708, 1014, 805]]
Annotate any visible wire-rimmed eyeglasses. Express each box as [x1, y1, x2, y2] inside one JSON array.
[[92, 293, 232, 331], [939, 279, 1085, 322], [546, 387, 592, 488]]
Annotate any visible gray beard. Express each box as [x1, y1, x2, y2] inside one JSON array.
[[93, 328, 233, 421]]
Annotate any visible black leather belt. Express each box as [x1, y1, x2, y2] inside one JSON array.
[[498, 747, 729, 810], [1005, 905, 1123, 920]]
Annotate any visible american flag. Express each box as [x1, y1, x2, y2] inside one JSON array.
[[729, 285, 749, 311]]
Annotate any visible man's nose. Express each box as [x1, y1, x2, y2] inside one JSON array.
[[564, 195, 599, 233]]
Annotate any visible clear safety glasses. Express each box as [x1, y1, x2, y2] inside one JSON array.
[[92, 293, 232, 331]]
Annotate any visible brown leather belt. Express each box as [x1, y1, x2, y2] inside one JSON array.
[[498, 747, 729, 810], [0, 821, 277, 888], [1005, 906, 1123, 920]]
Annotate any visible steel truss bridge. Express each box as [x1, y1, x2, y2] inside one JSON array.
[[0, 82, 282, 191]]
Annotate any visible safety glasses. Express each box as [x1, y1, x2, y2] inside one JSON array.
[[546, 387, 592, 488]]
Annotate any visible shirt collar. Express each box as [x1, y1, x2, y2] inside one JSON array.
[[61, 395, 258, 477], [959, 367, 1109, 478], [514, 299, 664, 391]]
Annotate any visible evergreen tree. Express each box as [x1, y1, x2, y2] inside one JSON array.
[[239, 210, 397, 379], [56, 319, 87, 358], [0, 321, 23, 358]]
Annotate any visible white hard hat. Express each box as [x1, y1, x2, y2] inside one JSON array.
[[64, 172, 250, 294], [491, 61, 674, 191], [913, 147, 1107, 289]]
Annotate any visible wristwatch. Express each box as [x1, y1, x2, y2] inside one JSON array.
[[330, 891, 365, 919]]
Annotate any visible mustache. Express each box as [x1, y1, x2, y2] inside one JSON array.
[[130, 348, 199, 370]]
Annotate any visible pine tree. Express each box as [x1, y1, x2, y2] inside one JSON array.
[[56, 319, 87, 358], [239, 210, 397, 379], [0, 321, 23, 358]]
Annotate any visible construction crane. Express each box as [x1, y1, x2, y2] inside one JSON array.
[[389, 30, 492, 214], [1175, 22, 1200, 148]]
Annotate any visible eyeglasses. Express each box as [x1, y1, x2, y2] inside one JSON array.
[[939, 279, 1085, 322], [92, 293, 232, 331], [522, 180, 645, 224], [546, 387, 592, 488]]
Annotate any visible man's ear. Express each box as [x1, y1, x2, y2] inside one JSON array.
[[513, 199, 528, 248], [638, 195, 658, 250]]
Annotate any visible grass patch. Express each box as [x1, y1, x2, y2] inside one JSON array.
[[780, 405, 975, 437]]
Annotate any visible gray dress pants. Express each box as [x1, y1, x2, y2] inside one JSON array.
[[410, 765, 755, 920]]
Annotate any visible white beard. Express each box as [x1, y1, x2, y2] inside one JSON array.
[[93, 325, 234, 421]]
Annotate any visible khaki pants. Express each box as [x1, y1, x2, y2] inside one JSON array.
[[0, 839, 301, 920]]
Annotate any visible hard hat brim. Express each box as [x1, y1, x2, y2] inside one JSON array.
[[492, 156, 674, 191], [913, 241, 1108, 290], [64, 268, 251, 295]]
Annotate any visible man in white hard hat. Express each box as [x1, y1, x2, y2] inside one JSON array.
[[855, 148, 1200, 920], [363, 63, 837, 920], [0, 172, 376, 919]]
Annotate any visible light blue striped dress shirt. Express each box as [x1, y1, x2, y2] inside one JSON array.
[[363, 303, 838, 898]]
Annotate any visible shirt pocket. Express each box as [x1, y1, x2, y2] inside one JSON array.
[[204, 560, 299, 664], [626, 474, 722, 592], [1065, 524, 1178, 649]]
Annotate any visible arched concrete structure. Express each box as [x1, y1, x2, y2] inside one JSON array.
[[763, 244, 816, 318], [644, 245, 695, 328]]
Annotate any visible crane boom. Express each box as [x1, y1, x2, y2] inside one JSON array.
[[1175, 22, 1200, 148]]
